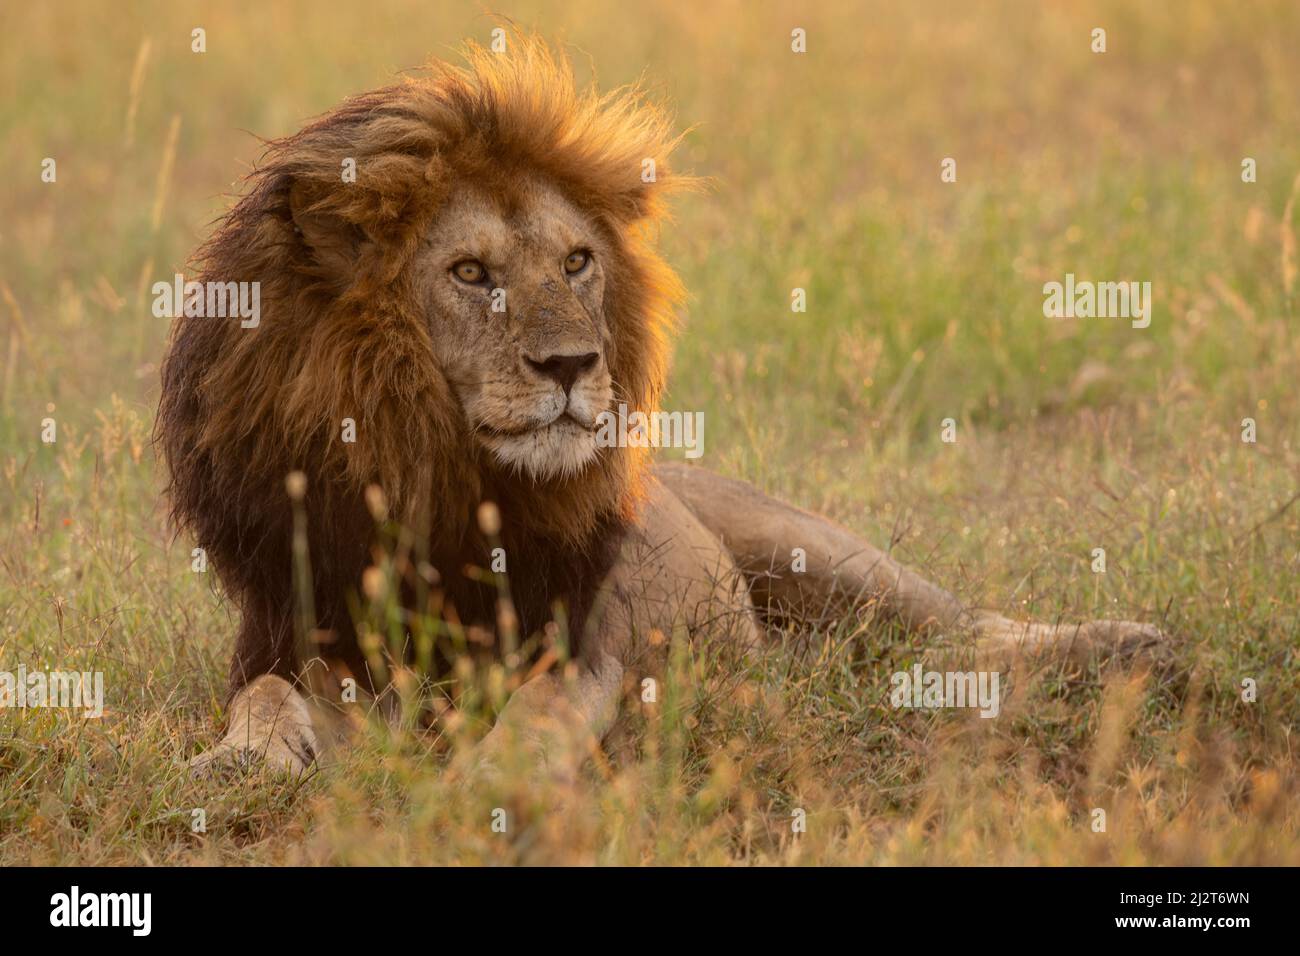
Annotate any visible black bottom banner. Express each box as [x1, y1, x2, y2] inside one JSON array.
[[0, 865, 1281, 942]]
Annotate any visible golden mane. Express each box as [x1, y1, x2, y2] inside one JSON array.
[[158, 34, 691, 614]]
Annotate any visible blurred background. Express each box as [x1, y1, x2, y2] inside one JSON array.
[[1, 1, 1297, 863]]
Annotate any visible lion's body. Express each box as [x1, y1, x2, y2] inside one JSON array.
[[163, 36, 1165, 778]]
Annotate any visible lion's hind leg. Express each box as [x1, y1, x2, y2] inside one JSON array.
[[656, 464, 972, 635], [655, 463, 1168, 666]]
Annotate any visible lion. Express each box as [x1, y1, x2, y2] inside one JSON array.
[[158, 36, 1166, 780]]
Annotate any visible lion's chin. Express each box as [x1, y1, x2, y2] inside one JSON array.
[[481, 418, 600, 481]]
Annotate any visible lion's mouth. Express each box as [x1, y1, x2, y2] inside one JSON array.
[[478, 412, 594, 439], [476, 410, 603, 480]]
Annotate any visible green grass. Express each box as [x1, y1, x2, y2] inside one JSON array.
[[1, 0, 1297, 864]]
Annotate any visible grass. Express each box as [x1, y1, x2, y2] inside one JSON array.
[[1, 0, 1297, 864]]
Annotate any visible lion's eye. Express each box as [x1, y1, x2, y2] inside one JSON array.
[[564, 250, 591, 275], [452, 260, 488, 284]]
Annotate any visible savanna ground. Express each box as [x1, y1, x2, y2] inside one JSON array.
[[1, 0, 1297, 865]]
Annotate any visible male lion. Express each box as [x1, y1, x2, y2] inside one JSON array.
[[160, 36, 1165, 779]]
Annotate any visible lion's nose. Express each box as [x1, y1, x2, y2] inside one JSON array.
[[525, 351, 599, 395]]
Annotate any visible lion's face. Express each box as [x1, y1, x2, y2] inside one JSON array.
[[164, 36, 684, 544], [417, 177, 616, 481]]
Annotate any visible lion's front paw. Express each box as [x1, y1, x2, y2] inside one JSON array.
[[189, 727, 316, 779], [189, 675, 319, 779], [453, 721, 582, 795]]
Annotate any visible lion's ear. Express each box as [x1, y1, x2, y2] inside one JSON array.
[[288, 179, 366, 278]]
